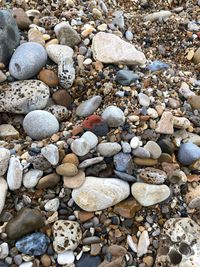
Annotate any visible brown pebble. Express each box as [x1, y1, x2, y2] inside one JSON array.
[[62, 153, 79, 166], [188, 95, 200, 110], [143, 255, 154, 267], [78, 211, 94, 222], [37, 173, 60, 189], [38, 69, 59, 87], [13, 8, 31, 29], [133, 158, 158, 166], [40, 254, 51, 267], [90, 243, 101, 256], [63, 170, 85, 188], [56, 163, 78, 177], [52, 89, 72, 107], [114, 198, 141, 219], [71, 126, 83, 136]]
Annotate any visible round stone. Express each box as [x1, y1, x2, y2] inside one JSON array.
[[57, 251, 75, 265], [23, 169, 43, 188], [62, 153, 79, 166], [81, 131, 98, 149], [97, 142, 121, 157], [56, 163, 78, 177], [178, 142, 200, 165], [101, 106, 125, 127], [71, 138, 91, 156], [130, 136, 140, 149], [144, 141, 162, 159], [52, 89, 72, 107], [63, 170, 86, 189], [38, 69, 59, 87]]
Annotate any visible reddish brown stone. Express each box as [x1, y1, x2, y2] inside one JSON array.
[[38, 69, 59, 87], [114, 198, 141, 218], [52, 89, 72, 107], [71, 126, 83, 136], [78, 211, 95, 222]]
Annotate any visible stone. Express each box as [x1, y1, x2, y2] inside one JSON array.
[[131, 182, 170, 206], [179, 82, 195, 98], [36, 173, 60, 189], [9, 42, 47, 80], [98, 245, 127, 267], [23, 169, 43, 188], [44, 198, 60, 211], [178, 142, 200, 165], [82, 115, 109, 136], [76, 96, 102, 117], [46, 105, 68, 122], [0, 124, 19, 140], [16, 233, 50, 256], [134, 157, 158, 166], [137, 231, 150, 257], [147, 60, 169, 72], [155, 111, 174, 134], [0, 148, 10, 176], [52, 220, 82, 253], [114, 198, 141, 218], [78, 211, 94, 222], [193, 47, 200, 64], [23, 110, 59, 140], [168, 169, 187, 185], [144, 141, 162, 159], [62, 154, 79, 166], [7, 157, 23, 191], [173, 116, 190, 129], [97, 142, 121, 157], [38, 69, 59, 87], [0, 10, 20, 65], [130, 136, 140, 149], [63, 170, 85, 188], [6, 208, 44, 239], [41, 255, 51, 267], [72, 176, 130, 211], [132, 147, 151, 158], [0, 80, 50, 114], [155, 218, 200, 266], [138, 168, 167, 184], [0, 178, 8, 215], [81, 131, 98, 149], [56, 163, 78, 177], [113, 152, 133, 173], [102, 106, 125, 127], [0, 70, 7, 83], [188, 95, 200, 109], [75, 253, 101, 267], [144, 10, 172, 22], [138, 93, 150, 107], [114, 170, 137, 182], [58, 57, 75, 89], [91, 243, 101, 256], [12, 8, 31, 30], [71, 138, 91, 156], [46, 44, 73, 64], [0, 243, 8, 259], [79, 157, 104, 168], [41, 144, 59, 165], [115, 70, 139, 85], [127, 235, 137, 253], [185, 184, 200, 209], [28, 28, 45, 46], [57, 250, 75, 265], [28, 154, 51, 171], [92, 32, 146, 65], [121, 141, 131, 153], [52, 89, 72, 107]]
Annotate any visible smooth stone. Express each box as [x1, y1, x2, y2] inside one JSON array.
[[92, 32, 146, 65], [44, 198, 60, 211], [19, 263, 32, 267], [52, 220, 82, 253], [57, 250, 75, 265], [130, 136, 140, 149], [79, 157, 104, 168], [7, 157, 23, 191], [114, 170, 137, 182], [138, 93, 150, 107], [81, 131, 98, 149], [0, 80, 50, 114], [114, 198, 141, 218], [58, 57, 75, 89], [46, 44, 73, 64], [0, 148, 10, 176], [9, 42, 47, 80], [62, 154, 79, 166], [23, 110, 59, 140], [97, 142, 121, 157], [56, 163, 78, 177], [144, 10, 172, 22], [46, 105, 68, 122], [63, 170, 85, 189], [125, 30, 134, 41], [188, 95, 200, 109], [82, 236, 101, 245], [6, 208, 45, 239], [28, 28, 45, 46], [0, 178, 8, 215], [137, 230, 150, 257], [16, 233, 50, 256], [155, 111, 174, 134], [72, 176, 130, 211], [0, 243, 8, 259], [134, 157, 158, 166], [99, 245, 127, 267], [178, 142, 200, 165], [113, 152, 133, 173], [23, 169, 43, 188], [38, 69, 59, 87], [144, 141, 162, 159], [131, 183, 170, 206], [193, 47, 200, 64], [71, 138, 91, 156], [147, 60, 169, 71], [115, 70, 139, 86], [76, 96, 102, 117], [132, 147, 151, 158], [12, 8, 31, 30], [101, 106, 125, 127], [75, 253, 101, 267], [52, 89, 72, 107], [121, 141, 131, 153], [138, 167, 167, 184], [173, 116, 190, 129], [36, 173, 60, 189], [0, 124, 19, 139], [41, 144, 59, 165], [0, 10, 20, 65]]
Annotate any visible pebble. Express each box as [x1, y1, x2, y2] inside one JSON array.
[[38, 69, 59, 87], [114, 198, 141, 218], [9, 42, 47, 80], [155, 111, 174, 134], [23, 110, 59, 140], [168, 169, 187, 185], [144, 141, 162, 159], [127, 235, 137, 253], [0, 124, 19, 139], [71, 138, 91, 156], [138, 93, 150, 107], [76, 96, 102, 117], [44, 198, 60, 211], [41, 144, 59, 165], [0, 243, 9, 259], [114, 170, 137, 182], [99, 245, 127, 267], [12, 8, 31, 30], [81, 131, 98, 149], [79, 157, 104, 168], [147, 60, 169, 71], [62, 153, 79, 166], [131, 182, 170, 206], [7, 157, 23, 191], [56, 163, 78, 177], [101, 106, 125, 127], [37, 173, 60, 189], [0, 80, 50, 114], [121, 141, 131, 153], [113, 152, 133, 173], [28, 28, 45, 46], [137, 230, 150, 257], [188, 95, 200, 109], [115, 70, 139, 85], [23, 169, 43, 188], [173, 116, 190, 129], [52, 220, 82, 253], [92, 32, 146, 65], [75, 253, 101, 267], [144, 10, 172, 22], [0, 70, 7, 83], [46, 44, 73, 64], [0, 148, 10, 176], [178, 142, 200, 165], [16, 233, 50, 256], [63, 170, 85, 188], [193, 47, 200, 64], [57, 250, 75, 265], [130, 136, 140, 149], [125, 30, 134, 41], [72, 176, 130, 211], [52, 89, 72, 107], [46, 105, 68, 122], [132, 147, 151, 158], [58, 57, 75, 89], [0, 178, 8, 215], [97, 142, 121, 157], [138, 167, 167, 184]]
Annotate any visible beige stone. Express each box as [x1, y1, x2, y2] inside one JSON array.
[[155, 111, 174, 134], [63, 170, 85, 189]]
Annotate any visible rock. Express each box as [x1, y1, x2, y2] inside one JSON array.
[[9, 42, 47, 80], [37, 173, 60, 189], [57, 251, 75, 265], [134, 157, 158, 166], [155, 111, 174, 134], [81, 131, 98, 149], [92, 32, 146, 65], [46, 105, 68, 122], [52, 89, 72, 107], [121, 141, 131, 153], [72, 176, 130, 211], [101, 106, 125, 127], [28, 28, 45, 46], [168, 169, 187, 185], [0, 178, 8, 215], [0, 124, 19, 140], [82, 115, 109, 136], [0, 148, 10, 176], [41, 255, 51, 267], [91, 243, 101, 256], [130, 136, 140, 149], [98, 245, 127, 267], [58, 57, 75, 89], [185, 184, 200, 209], [132, 147, 151, 158], [193, 47, 200, 64], [12, 8, 31, 30], [114, 152, 133, 173], [63, 170, 85, 188], [138, 168, 167, 184], [79, 157, 104, 168], [155, 218, 200, 266], [188, 95, 200, 109], [44, 198, 60, 211], [144, 141, 162, 159], [62, 154, 79, 166], [6, 208, 44, 240], [114, 170, 137, 182], [16, 233, 50, 256], [75, 253, 101, 267], [0, 243, 8, 259], [23, 110, 59, 140], [178, 142, 200, 165], [76, 96, 102, 117], [137, 231, 150, 257], [52, 220, 82, 253], [71, 138, 91, 156], [115, 70, 139, 85], [144, 10, 172, 22], [131, 182, 170, 206], [28, 154, 51, 171], [41, 144, 59, 165], [147, 60, 169, 71], [0, 80, 50, 114], [0, 10, 20, 65], [38, 69, 59, 87], [138, 93, 150, 107], [97, 142, 121, 157], [0, 70, 7, 83], [173, 116, 190, 129], [179, 82, 195, 98], [46, 44, 73, 64], [7, 157, 23, 191], [127, 235, 137, 253], [23, 169, 43, 188], [56, 163, 78, 177], [114, 198, 141, 218]]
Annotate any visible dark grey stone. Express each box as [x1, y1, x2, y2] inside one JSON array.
[[115, 70, 139, 85]]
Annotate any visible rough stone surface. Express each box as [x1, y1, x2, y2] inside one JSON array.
[[0, 124, 19, 139], [101, 106, 125, 127], [138, 167, 167, 184], [155, 111, 174, 134], [113, 198, 141, 219], [76, 96, 102, 117], [144, 10, 172, 22], [58, 57, 75, 89], [46, 105, 68, 122], [46, 44, 73, 64], [55, 22, 81, 47], [7, 157, 23, 191], [0, 148, 10, 176]]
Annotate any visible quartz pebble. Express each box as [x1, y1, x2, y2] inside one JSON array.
[[79, 157, 103, 168], [7, 157, 23, 191], [102, 106, 125, 127], [71, 138, 91, 156], [137, 230, 150, 257], [41, 144, 59, 165], [57, 250, 75, 265], [81, 131, 98, 149], [44, 198, 60, 211], [0, 178, 8, 215]]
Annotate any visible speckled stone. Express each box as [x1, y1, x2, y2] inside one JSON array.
[[46, 105, 68, 122], [76, 96, 102, 117], [58, 57, 75, 89], [138, 167, 167, 184]]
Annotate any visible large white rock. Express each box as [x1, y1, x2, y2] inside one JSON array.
[[97, 142, 121, 157], [0, 148, 10, 176], [92, 32, 146, 65], [7, 157, 23, 190], [72, 176, 130, 211], [0, 178, 8, 214], [102, 105, 125, 127]]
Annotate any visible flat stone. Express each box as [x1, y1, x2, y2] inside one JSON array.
[[0, 178, 8, 215], [79, 157, 104, 168], [147, 60, 169, 72], [114, 198, 141, 218], [71, 138, 91, 156], [178, 142, 200, 165], [46, 44, 73, 64], [7, 157, 23, 191], [63, 170, 85, 189], [36, 173, 60, 189], [58, 57, 75, 89], [0, 148, 10, 176], [144, 141, 162, 159], [44, 198, 60, 212], [144, 10, 172, 22], [41, 144, 59, 165], [133, 157, 158, 166], [23, 110, 59, 140], [101, 106, 125, 127], [76, 96, 102, 117], [132, 147, 151, 158], [78, 211, 94, 222], [131, 182, 170, 206], [92, 32, 146, 65], [62, 153, 79, 166], [114, 170, 137, 182], [72, 176, 130, 211], [97, 142, 121, 157], [56, 163, 78, 177], [155, 111, 174, 134], [0, 124, 19, 140], [23, 169, 43, 188], [138, 167, 167, 184]]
